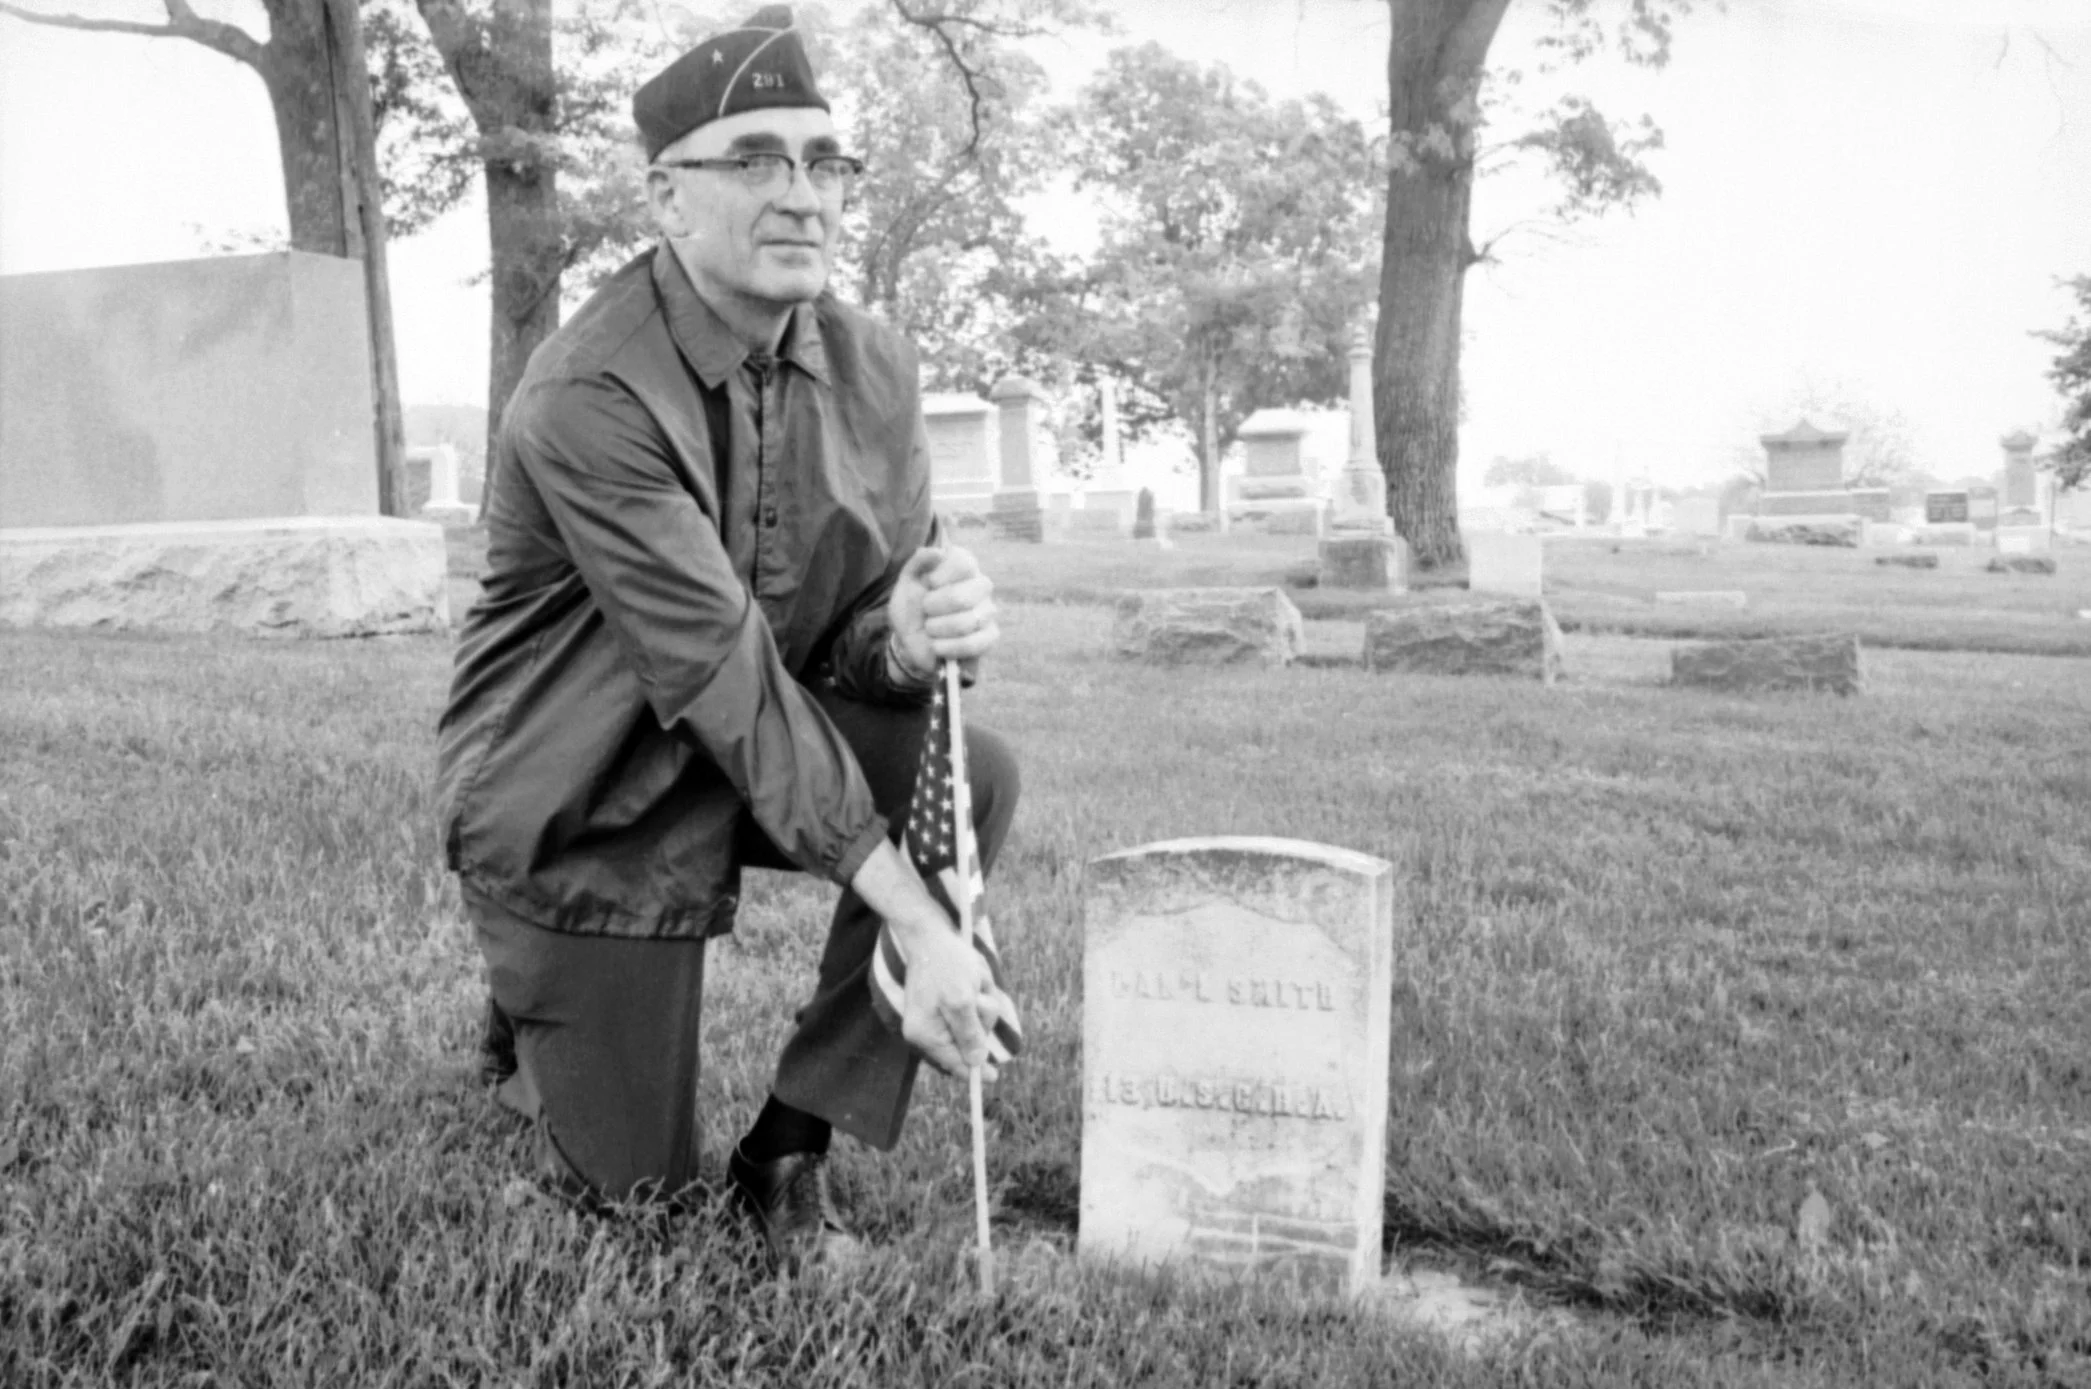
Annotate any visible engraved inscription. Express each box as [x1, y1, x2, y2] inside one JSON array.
[[1107, 970, 1335, 1010], [1095, 1072, 1349, 1121]]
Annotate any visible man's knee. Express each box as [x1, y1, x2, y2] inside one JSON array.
[[965, 724, 1019, 865]]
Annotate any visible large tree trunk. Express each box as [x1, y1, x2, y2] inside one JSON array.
[[485, 162, 561, 461], [255, 4, 352, 254], [1375, 0, 1509, 570]]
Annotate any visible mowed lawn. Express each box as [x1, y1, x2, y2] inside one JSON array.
[[3, 557, 2089, 1385]]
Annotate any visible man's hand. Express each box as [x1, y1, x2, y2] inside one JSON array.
[[849, 841, 1005, 1080], [888, 544, 998, 680]]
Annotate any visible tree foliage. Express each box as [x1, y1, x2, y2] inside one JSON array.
[[1038, 43, 1382, 510], [2037, 273, 2091, 490]]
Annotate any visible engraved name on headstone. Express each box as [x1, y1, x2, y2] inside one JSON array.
[[1080, 837, 1395, 1296]]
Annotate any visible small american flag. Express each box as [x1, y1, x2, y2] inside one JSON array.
[[869, 674, 1022, 1065]]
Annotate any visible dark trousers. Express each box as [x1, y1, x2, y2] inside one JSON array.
[[469, 686, 1019, 1205]]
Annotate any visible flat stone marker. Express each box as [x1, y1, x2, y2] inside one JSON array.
[[1653, 590, 1747, 608], [1671, 633, 1862, 696], [1986, 553, 2058, 575], [1362, 601, 1563, 684], [1081, 837, 1395, 1297], [1465, 532, 1543, 598], [1875, 553, 1939, 569]]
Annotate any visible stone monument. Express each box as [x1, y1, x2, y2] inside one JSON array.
[[1081, 837, 1395, 1297], [0, 252, 448, 637], [1750, 420, 1860, 544], [922, 393, 997, 522], [1226, 410, 1322, 535], [1316, 325, 1406, 591], [987, 376, 1048, 543], [402, 444, 474, 526], [1996, 429, 2051, 549], [1073, 378, 1140, 536]]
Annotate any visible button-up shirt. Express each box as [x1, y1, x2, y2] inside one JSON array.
[[437, 243, 935, 940]]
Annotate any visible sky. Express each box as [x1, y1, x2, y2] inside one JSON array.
[[2, 0, 2088, 492]]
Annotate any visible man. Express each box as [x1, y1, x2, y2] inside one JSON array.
[[436, 4, 1019, 1268]]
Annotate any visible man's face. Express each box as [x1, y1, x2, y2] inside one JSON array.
[[650, 107, 844, 310]]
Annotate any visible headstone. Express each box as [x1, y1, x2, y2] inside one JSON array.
[[1227, 410, 1321, 534], [1361, 601, 1563, 684], [1081, 379, 1139, 534], [1653, 590, 1748, 608], [1875, 552, 1939, 569], [1925, 491, 1970, 524], [1465, 532, 1543, 598], [1317, 535, 1408, 592], [402, 444, 473, 526], [1669, 496, 1722, 537], [988, 376, 1047, 543], [0, 252, 380, 527], [1670, 634, 1862, 696], [2000, 430, 2043, 520], [1862, 522, 1913, 548], [1968, 485, 1999, 533], [1995, 526, 2052, 553], [1081, 837, 1395, 1297], [1132, 488, 1157, 541], [1112, 588, 1304, 668], [1986, 554, 2058, 575], [1746, 518, 1861, 547], [1754, 420, 1857, 529], [1848, 489, 1892, 522], [923, 394, 997, 520]]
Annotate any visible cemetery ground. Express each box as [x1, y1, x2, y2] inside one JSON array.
[[5, 534, 2090, 1388]]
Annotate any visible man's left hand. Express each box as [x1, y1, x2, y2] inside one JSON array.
[[888, 545, 999, 677]]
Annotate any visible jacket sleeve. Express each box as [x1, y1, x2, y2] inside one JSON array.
[[823, 405, 941, 706], [510, 374, 890, 889]]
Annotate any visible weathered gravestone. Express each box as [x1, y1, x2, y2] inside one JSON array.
[[1113, 588, 1303, 668], [1361, 601, 1563, 684], [1875, 552, 1940, 569], [1986, 554, 2058, 575], [1670, 634, 1863, 695], [1132, 488, 1157, 541], [1465, 532, 1543, 598], [987, 377, 1048, 542], [1081, 837, 1395, 1297]]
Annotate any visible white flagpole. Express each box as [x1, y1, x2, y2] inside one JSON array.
[[942, 657, 994, 1297]]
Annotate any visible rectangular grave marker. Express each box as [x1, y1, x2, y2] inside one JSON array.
[[1080, 837, 1394, 1297]]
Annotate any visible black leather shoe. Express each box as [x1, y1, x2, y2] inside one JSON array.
[[727, 1144, 866, 1272]]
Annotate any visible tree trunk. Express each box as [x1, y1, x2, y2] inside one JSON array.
[[255, 4, 350, 254], [1200, 354, 1219, 514], [485, 161, 562, 466], [1375, 0, 1510, 569]]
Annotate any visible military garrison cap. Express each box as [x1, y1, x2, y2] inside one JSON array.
[[633, 5, 830, 161]]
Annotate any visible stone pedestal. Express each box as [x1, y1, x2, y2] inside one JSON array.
[[0, 516, 451, 637], [1113, 588, 1303, 668], [1228, 409, 1318, 534], [1362, 601, 1563, 684], [1671, 634, 1862, 696], [1317, 535, 1407, 592]]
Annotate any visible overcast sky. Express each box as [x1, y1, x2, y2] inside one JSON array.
[[2, 0, 2087, 489]]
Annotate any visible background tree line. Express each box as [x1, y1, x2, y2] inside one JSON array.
[[4, 0, 1695, 565]]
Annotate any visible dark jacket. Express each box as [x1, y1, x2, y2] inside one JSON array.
[[437, 243, 935, 940]]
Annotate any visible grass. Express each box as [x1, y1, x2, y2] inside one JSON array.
[[4, 539, 2090, 1385], [966, 527, 2091, 658]]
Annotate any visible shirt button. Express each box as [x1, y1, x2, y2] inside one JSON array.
[[763, 507, 779, 527]]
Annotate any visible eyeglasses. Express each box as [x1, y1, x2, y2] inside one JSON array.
[[655, 152, 866, 198]]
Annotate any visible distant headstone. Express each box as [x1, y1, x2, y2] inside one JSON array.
[[1670, 634, 1862, 696], [1227, 410, 1321, 534], [1754, 420, 1857, 526], [1925, 491, 1970, 524], [1747, 518, 1860, 547], [1132, 487, 1157, 541], [923, 394, 996, 519], [1875, 552, 1939, 569], [1317, 534, 1408, 592], [988, 377, 1047, 542], [1113, 588, 1303, 668], [1081, 837, 1395, 1297], [1465, 532, 1543, 598], [1968, 486, 2000, 532], [1986, 554, 2058, 575], [1995, 527, 2051, 554], [1653, 590, 1747, 608], [1862, 522, 1913, 548], [1361, 601, 1563, 684], [1327, 326, 1393, 538], [2000, 430, 2043, 523]]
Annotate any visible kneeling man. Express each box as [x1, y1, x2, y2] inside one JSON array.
[[437, 4, 1017, 1267]]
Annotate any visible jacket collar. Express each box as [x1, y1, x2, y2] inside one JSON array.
[[653, 241, 830, 389]]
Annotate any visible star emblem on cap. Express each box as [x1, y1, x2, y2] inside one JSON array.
[[711, 50, 724, 64]]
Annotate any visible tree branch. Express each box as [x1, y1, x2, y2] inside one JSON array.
[[0, 0, 262, 67]]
